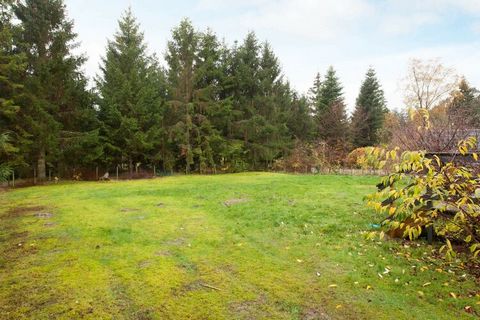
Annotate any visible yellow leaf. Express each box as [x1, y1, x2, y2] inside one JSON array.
[[473, 153, 478, 161], [336, 305, 342, 309], [418, 291, 424, 297], [450, 292, 457, 299], [422, 282, 431, 287], [296, 259, 303, 263], [328, 284, 337, 288], [366, 285, 373, 290]]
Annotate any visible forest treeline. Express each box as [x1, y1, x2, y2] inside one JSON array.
[[1, 0, 480, 181]]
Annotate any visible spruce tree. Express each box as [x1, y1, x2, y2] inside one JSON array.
[[316, 66, 348, 143], [165, 19, 199, 173], [287, 93, 314, 141], [351, 68, 387, 148], [192, 29, 227, 173], [317, 67, 343, 114], [96, 9, 165, 174], [449, 78, 480, 127], [309, 72, 322, 112], [255, 42, 292, 168], [0, 0, 24, 179], [14, 0, 98, 179]]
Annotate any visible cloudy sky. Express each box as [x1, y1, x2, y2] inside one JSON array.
[[65, 0, 480, 112]]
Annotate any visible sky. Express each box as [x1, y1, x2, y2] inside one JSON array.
[[65, 0, 480, 112]]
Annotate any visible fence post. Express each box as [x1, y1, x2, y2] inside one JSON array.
[[116, 165, 119, 181], [96, 166, 99, 180], [33, 167, 37, 185], [153, 165, 156, 177], [12, 171, 15, 188]]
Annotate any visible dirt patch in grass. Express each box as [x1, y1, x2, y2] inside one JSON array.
[[8, 230, 29, 240], [120, 208, 140, 213], [164, 238, 185, 246], [111, 279, 154, 320], [301, 307, 331, 320], [3, 205, 47, 218], [223, 198, 249, 207], [154, 250, 172, 257], [229, 294, 269, 319], [35, 212, 53, 219]]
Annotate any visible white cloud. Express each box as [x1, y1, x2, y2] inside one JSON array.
[[380, 13, 440, 36], [238, 0, 374, 41]]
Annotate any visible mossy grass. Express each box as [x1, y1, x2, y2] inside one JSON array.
[[0, 173, 478, 319]]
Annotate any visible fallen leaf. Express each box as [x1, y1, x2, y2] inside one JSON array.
[[422, 282, 431, 287], [296, 259, 303, 263], [464, 306, 473, 314], [450, 292, 457, 299], [418, 291, 424, 297], [336, 305, 342, 309], [366, 285, 373, 290], [329, 284, 337, 288]]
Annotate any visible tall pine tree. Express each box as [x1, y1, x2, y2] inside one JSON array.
[[351, 68, 387, 148], [448, 78, 480, 127], [315, 67, 348, 144], [96, 9, 165, 174], [0, 0, 25, 180], [15, 0, 98, 179]]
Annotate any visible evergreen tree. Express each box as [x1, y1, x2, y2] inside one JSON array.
[[0, 0, 24, 180], [96, 9, 165, 174], [192, 29, 228, 173], [315, 66, 348, 143], [317, 67, 343, 114], [224, 32, 263, 169], [229, 34, 294, 169], [309, 72, 322, 112], [165, 19, 199, 173], [287, 93, 314, 141], [351, 68, 387, 148], [14, 0, 98, 180], [449, 78, 480, 127]]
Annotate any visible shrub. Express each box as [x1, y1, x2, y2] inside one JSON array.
[[274, 140, 350, 173], [365, 137, 480, 260]]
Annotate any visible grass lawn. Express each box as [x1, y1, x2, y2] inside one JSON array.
[[0, 173, 478, 319]]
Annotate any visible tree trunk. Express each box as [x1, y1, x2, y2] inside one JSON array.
[[37, 148, 46, 181], [129, 159, 133, 178]]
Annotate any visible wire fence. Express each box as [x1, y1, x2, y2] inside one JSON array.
[[0, 165, 389, 189]]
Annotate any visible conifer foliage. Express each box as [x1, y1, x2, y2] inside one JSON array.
[[0, 1, 419, 179], [351, 68, 387, 148]]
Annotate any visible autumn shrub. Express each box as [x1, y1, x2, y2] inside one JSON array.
[[365, 137, 480, 260], [345, 147, 367, 168], [274, 140, 349, 173]]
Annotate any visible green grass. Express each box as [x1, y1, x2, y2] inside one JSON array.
[[0, 173, 478, 319]]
